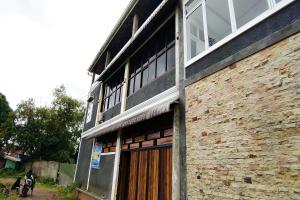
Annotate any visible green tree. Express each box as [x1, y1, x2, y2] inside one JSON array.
[[0, 93, 13, 151], [0, 93, 12, 125], [13, 86, 85, 162]]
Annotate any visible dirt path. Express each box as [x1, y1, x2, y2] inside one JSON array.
[[19, 187, 66, 200]]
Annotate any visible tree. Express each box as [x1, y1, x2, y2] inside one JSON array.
[[0, 93, 13, 151], [12, 85, 85, 162], [0, 93, 12, 125]]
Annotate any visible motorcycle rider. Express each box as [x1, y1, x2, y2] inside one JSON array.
[[24, 170, 35, 196]]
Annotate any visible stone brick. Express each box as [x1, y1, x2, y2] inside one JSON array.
[[164, 128, 173, 137], [142, 140, 154, 148], [125, 138, 133, 144], [129, 143, 139, 149], [122, 144, 128, 150], [134, 135, 145, 142], [157, 137, 172, 145], [147, 132, 161, 140], [185, 33, 300, 200]]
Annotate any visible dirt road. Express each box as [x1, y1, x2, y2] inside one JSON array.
[[18, 187, 66, 200]]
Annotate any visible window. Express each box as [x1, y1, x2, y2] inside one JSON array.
[[128, 18, 175, 96], [233, 0, 269, 28], [86, 100, 94, 123], [102, 67, 124, 112], [185, 0, 289, 61]]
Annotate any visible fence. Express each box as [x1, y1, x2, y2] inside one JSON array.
[[24, 161, 75, 186]]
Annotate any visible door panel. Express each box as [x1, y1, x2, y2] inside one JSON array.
[[148, 150, 159, 200], [128, 151, 138, 200], [160, 148, 172, 200], [137, 151, 148, 200], [118, 147, 172, 200]]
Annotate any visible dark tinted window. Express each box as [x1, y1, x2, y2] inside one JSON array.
[[157, 53, 166, 77], [128, 17, 175, 96], [148, 61, 156, 82], [134, 72, 141, 92], [167, 45, 175, 71], [102, 67, 124, 112], [142, 67, 149, 87]]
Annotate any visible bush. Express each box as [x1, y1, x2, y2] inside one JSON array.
[[0, 168, 24, 178], [39, 176, 55, 185]]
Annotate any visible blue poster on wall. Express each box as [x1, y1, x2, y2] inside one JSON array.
[[91, 142, 102, 169]]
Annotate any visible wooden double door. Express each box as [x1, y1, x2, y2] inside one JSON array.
[[118, 147, 172, 200]]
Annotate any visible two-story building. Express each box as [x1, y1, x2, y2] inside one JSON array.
[[75, 0, 300, 199]]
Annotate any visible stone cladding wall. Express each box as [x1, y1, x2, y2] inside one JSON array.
[[185, 32, 300, 200]]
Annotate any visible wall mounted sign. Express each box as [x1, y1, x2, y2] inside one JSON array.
[[91, 142, 102, 169]]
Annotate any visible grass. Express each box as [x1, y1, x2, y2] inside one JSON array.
[[37, 181, 79, 200], [0, 192, 18, 200], [0, 168, 25, 178], [0, 169, 78, 200]]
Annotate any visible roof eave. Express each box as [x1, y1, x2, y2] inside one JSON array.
[[88, 0, 139, 73]]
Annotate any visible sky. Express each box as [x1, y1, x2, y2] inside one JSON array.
[[0, 0, 131, 109]]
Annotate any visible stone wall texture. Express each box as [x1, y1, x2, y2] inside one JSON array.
[[185, 32, 300, 200]]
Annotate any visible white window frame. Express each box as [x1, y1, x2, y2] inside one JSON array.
[[86, 100, 94, 123], [183, 0, 295, 67]]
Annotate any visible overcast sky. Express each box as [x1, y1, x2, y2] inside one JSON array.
[[0, 0, 131, 109]]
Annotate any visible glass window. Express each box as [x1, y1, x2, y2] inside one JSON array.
[[129, 78, 134, 96], [206, 0, 232, 46], [148, 39, 156, 62], [105, 99, 109, 111], [186, 4, 205, 59], [86, 100, 94, 123], [185, 0, 201, 14], [102, 67, 124, 111], [156, 53, 166, 77], [233, 0, 269, 28], [119, 86, 123, 102], [142, 67, 149, 87], [167, 45, 175, 71], [134, 72, 141, 92], [109, 93, 115, 109], [128, 17, 175, 96], [157, 30, 166, 54], [148, 61, 156, 82], [115, 88, 120, 104]]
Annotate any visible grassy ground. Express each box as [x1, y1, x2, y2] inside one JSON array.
[[0, 169, 78, 200]]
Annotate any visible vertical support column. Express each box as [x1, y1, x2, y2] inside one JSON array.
[[173, 2, 187, 200], [74, 95, 89, 184], [105, 51, 111, 68], [95, 82, 104, 126], [111, 61, 130, 200], [121, 62, 130, 112], [91, 73, 95, 86], [73, 138, 82, 182], [87, 138, 95, 191], [132, 14, 139, 37]]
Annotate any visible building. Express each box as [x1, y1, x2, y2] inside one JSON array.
[[74, 0, 300, 199]]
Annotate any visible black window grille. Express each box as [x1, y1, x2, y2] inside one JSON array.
[[102, 67, 125, 112], [128, 17, 175, 96]]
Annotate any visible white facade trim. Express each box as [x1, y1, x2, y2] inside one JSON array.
[[184, 0, 295, 67], [81, 86, 179, 139]]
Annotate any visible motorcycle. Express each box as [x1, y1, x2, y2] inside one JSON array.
[[20, 177, 33, 197]]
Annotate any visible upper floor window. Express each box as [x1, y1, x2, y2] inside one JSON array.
[[86, 99, 94, 123], [102, 67, 125, 112], [128, 18, 175, 96], [185, 0, 289, 62]]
